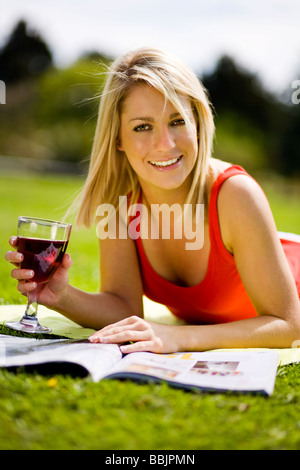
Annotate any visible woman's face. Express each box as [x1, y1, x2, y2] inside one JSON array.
[[118, 83, 198, 197]]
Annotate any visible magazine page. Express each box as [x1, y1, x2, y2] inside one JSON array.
[[0, 334, 122, 382], [106, 350, 279, 395]]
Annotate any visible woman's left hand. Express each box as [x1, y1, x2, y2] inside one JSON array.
[[88, 315, 181, 354]]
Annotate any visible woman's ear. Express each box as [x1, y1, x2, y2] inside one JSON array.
[[116, 137, 123, 151]]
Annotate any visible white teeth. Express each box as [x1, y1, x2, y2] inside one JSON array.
[[149, 156, 181, 167]]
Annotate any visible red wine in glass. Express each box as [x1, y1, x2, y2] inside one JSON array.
[[6, 216, 72, 334], [18, 237, 68, 285]]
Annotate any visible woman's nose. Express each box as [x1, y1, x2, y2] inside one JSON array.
[[155, 127, 175, 151]]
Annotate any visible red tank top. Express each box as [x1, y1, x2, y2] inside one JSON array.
[[132, 165, 300, 324]]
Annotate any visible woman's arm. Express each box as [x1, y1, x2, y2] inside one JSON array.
[[56, 235, 144, 329], [89, 176, 300, 352]]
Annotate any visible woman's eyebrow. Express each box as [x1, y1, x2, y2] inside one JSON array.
[[129, 112, 181, 123], [129, 116, 154, 122]]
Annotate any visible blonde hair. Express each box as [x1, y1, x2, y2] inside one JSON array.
[[75, 47, 215, 227]]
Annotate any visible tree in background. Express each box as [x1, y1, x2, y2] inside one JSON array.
[[202, 56, 280, 129], [202, 56, 298, 176], [0, 20, 53, 83], [279, 104, 300, 176]]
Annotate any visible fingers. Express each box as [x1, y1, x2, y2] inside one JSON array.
[[5, 236, 35, 295], [11, 268, 37, 295], [61, 253, 73, 269], [97, 327, 149, 344], [11, 267, 34, 281], [88, 316, 165, 353], [96, 315, 144, 335], [5, 249, 23, 267], [17, 280, 37, 295], [89, 316, 144, 341], [89, 316, 151, 347], [9, 236, 19, 248], [5, 237, 21, 267], [120, 341, 154, 354]]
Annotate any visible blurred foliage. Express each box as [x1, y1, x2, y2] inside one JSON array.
[[201, 56, 300, 176], [0, 20, 52, 83], [278, 104, 300, 176], [0, 25, 110, 166], [0, 20, 299, 177], [33, 59, 108, 163]]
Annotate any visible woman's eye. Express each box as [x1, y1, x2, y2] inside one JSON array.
[[171, 119, 185, 127], [133, 123, 152, 132]]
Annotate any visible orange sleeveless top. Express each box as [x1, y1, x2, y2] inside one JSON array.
[[132, 165, 300, 324]]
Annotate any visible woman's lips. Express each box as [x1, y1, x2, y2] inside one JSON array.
[[148, 155, 182, 170]]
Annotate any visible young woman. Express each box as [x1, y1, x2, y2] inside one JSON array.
[[6, 48, 300, 354]]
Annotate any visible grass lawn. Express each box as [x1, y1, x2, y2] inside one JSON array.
[[0, 171, 300, 450]]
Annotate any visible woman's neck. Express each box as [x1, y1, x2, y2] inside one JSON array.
[[139, 176, 193, 209]]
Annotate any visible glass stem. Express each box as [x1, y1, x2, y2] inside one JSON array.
[[23, 299, 39, 321]]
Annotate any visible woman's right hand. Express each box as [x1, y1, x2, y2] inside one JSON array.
[[5, 236, 73, 309]]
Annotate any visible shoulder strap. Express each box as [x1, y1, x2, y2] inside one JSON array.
[[208, 165, 250, 258]]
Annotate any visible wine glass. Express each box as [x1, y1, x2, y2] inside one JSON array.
[[6, 216, 72, 334]]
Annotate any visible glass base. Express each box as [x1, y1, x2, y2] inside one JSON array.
[[6, 318, 52, 334]]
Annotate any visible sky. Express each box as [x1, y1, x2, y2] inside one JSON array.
[[1, 0, 300, 95]]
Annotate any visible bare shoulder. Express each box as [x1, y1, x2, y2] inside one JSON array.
[[216, 170, 276, 253], [218, 171, 269, 213], [206, 159, 268, 215], [208, 159, 263, 200]]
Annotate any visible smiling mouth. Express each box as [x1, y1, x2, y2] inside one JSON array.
[[148, 155, 182, 168]]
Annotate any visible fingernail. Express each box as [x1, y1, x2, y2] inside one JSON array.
[[89, 336, 101, 343]]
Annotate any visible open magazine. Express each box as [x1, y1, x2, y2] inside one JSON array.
[[0, 334, 278, 395]]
